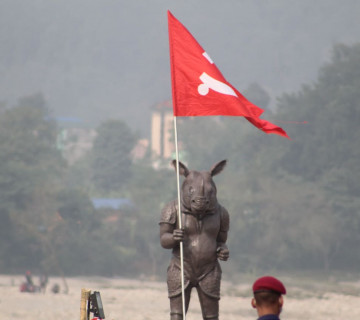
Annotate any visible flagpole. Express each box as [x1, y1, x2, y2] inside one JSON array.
[[173, 116, 186, 320]]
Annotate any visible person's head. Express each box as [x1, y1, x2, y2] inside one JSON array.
[[251, 276, 286, 317]]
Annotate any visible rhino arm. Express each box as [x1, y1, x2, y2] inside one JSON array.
[[217, 205, 229, 245], [160, 200, 179, 249]]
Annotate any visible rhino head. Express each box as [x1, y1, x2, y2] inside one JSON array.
[[171, 159, 227, 215]]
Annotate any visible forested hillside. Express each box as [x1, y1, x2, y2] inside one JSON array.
[[0, 43, 359, 276]]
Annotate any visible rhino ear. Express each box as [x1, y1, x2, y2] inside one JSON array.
[[171, 159, 190, 177], [210, 160, 227, 176]]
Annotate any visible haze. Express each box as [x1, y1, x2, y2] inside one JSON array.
[[1, 0, 359, 136]]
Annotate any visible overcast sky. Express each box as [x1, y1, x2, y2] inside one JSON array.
[[1, 0, 359, 136]]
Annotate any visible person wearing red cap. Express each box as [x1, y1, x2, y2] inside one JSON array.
[[251, 276, 286, 320]]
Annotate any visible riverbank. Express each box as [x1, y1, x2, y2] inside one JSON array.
[[1, 273, 359, 319]]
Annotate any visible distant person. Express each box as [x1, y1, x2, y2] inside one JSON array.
[[251, 276, 286, 320], [25, 270, 34, 286], [51, 283, 60, 294], [39, 273, 48, 293], [20, 270, 37, 292]]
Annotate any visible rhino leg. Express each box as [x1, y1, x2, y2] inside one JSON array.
[[196, 286, 219, 320], [169, 286, 192, 320]]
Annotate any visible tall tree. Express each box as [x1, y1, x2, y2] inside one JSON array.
[[244, 82, 271, 111], [274, 43, 360, 269], [91, 119, 137, 193], [0, 93, 65, 271]]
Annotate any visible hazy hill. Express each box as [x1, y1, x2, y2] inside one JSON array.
[[1, 0, 359, 136]]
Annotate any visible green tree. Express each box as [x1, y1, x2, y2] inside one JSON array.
[[0, 93, 66, 272], [128, 161, 177, 276], [276, 44, 360, 183], [91, 119, 137, 193], [244, 82, 271, 111], [274, 43, 360, 269]]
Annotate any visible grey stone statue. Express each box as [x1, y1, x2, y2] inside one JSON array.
[[160, 159, 230, 320]]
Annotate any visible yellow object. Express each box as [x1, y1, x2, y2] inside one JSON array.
[[80, 288, 91, 320]]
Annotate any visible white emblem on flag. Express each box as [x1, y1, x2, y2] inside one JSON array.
[[202, 52, 214, 64], [198, 72, 238, 97]]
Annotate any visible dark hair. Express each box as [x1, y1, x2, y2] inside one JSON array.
[[254, 290, 281, 307]]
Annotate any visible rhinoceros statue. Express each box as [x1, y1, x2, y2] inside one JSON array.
[[160, 159, 229, 320]]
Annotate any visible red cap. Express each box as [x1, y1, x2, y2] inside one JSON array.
[[252, 276, 286, 294]]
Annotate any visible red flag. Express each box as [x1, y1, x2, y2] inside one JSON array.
[[168, 11, 289, 138]]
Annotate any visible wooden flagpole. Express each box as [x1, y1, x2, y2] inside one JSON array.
[[173, 116, 186, 320], [80, 288, 91, 320]]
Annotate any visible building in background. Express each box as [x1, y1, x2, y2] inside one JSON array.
[[57, 127, 97, 165], [151, 100, 174, 163], [131, 138, 149, 161], [56, 100, 180, 167]]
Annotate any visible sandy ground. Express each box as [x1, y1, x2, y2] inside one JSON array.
[[1, 273, 360, 320]]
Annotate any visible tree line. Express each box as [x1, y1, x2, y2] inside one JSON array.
[[0, 43, 359, 278]]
